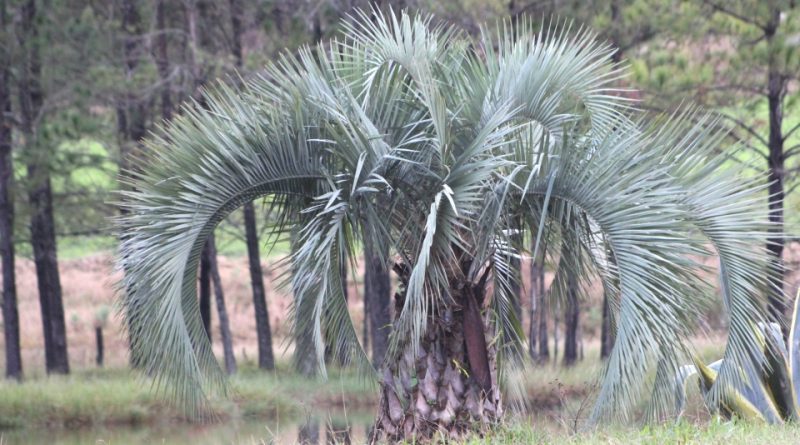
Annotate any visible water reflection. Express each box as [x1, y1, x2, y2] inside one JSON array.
[[0, 409, 372, 445]]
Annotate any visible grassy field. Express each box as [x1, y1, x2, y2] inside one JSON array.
[[1, 345, 794, 444], [467, 420, 800, 445]]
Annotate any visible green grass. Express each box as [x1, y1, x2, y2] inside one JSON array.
[[4, 352, 800, 444], [463, 419, 800, 445]]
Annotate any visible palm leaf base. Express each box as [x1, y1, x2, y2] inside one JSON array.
[[372, 282, 502, 442]]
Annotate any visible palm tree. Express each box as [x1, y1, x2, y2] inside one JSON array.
[[117, 10, 780, 441]]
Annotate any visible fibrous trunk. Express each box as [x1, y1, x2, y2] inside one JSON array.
[[372, 281, 501, 442]]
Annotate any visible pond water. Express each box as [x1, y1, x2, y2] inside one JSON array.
[[0, 410, 373, 445]]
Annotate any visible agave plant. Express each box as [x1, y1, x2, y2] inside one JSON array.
[[117, 9, 779, 441], [676, 293, 800, 423]]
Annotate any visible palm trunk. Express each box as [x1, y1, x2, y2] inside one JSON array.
[[372, 280, 501, 441], [208, 234, 237, 375]]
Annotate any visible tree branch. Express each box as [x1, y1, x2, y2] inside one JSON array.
[[784, 143, 800, 159], [783, 122, 800, 143], [703, 0, 768, 31], [719, 112, 769, 148]]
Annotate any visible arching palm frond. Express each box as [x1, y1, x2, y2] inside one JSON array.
[[117, 76, 336, 413], [117, 9, 778, 425]]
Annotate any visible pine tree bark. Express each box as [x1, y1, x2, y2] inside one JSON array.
[[537, 268, 549, 362], [0, 0, 22, 380], [95, 326, 104, 367], [600, 246, 618, 359], [243, 203, 275, 370], [208, 234, 237, 375], [372, 278, 501, 442], [228, 0, 276, 370], [116, 0, 149, 368], [563, 274, 579, 366], [117, 0, 148, 175], [527, 254, 543, 361], [764, 8, 787, 326], [154, 0, 173, 121], [199, 240, 212, 340], [364, 240, 391, 367], [509, 227, 523, 326], [18, 0, 69, 375], [600, 293, 614, 358]]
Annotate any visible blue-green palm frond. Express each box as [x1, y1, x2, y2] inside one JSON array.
[[117, 80, 333, 412], [116, 9, 776, 423]]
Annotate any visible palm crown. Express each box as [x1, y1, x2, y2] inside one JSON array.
[[117, 9, 778, 431]]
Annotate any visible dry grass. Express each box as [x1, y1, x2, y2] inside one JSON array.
[[5, 242, 798, 374], [1, 253, 370, 373]]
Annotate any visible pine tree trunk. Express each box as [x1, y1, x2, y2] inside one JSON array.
[[563, 275, 579, 366], [95, 326, 104, 367], [764, 10, 787, 326], [228, 0, 276, 371], [600, 292, 614, 358], [365, 241, 391, 367], [117, 0, 149, 368], [117, 0, 148, 174], [372, 281, 501, 441], [528, 254, 542, 361], [208, 234, 237, 375], [155, 0, 173, 121], [537, 280, 549, 361], [0, 0, 22, 378], [363, 264, 370, 356], [18, 0, 69, 375], [243, 202, 275, 370], [509, 229, 522, 325], [199, 241, 212, 340], [27, 169, 70, 374]]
